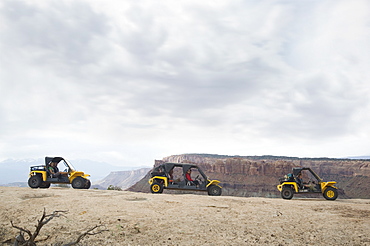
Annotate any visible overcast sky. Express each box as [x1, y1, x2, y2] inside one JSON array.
[[1, 0, 370, 167]]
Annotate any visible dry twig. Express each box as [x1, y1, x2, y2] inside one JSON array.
[[11, 208, 68, 246], [62, 224, 109, 246], [10, 208, 108, 246]]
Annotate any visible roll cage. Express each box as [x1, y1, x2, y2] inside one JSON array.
[[292, 167, 322, 183], [151, 163, 208, 180], [45, 157, 76, 172]]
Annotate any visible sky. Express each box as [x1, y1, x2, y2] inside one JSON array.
[[1, 0, 370, 167]]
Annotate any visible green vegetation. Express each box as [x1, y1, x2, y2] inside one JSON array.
[[54, 184, 70, 188], [107, 185, 122, 191]]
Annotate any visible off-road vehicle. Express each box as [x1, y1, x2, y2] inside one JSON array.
[[148, 163, 222, 196], [28, 157, 91, 189], [277, 167, 338, 200]]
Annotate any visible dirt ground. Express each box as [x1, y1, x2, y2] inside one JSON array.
[[0, 187, 369, 245]]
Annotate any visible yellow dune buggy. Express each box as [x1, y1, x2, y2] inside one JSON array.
[[148, 163, 222, 196], [277, 167, 338, 200], [28, 157, 91, 189]]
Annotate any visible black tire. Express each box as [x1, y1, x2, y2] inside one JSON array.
[[28, 175, 42, 188], [323, 187, 338, 200], [281, 186, 294, 199], [72, 177, 86, 189], [150, 183, 164, 193], [39, 182, 51, 189], [207, 185, 222, 196], [84, 179, 91, 189]]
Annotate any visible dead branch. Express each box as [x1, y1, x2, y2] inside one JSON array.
[[10, 222, 32, 243], [10, 209, 107, 246], [11, 208, 68, 246], [62, 225, 109, 246]]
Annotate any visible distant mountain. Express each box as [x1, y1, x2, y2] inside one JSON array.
[[346, 156, 370, 160], [1, 182, 28, 187], [0, 158, 42, 185], [93, 168, 152, 190], [0, 158, 150, 185]]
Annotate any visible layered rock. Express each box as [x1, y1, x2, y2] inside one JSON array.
[[93, 168, 151, 190], [128, 154, 370, 198]]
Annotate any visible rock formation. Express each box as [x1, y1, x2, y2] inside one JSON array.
[[128, 154, 370, 198], [93, 168, 151, 190]]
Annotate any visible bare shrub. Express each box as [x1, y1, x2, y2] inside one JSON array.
[[107, 185, 122, 191], [9, 209, 108, 246]]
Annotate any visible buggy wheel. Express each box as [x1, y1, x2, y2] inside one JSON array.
[[281, 187, 294, 199], [84, 179, 91, 189], [151, 183, 163, 193], [323, 187, 338, 200], [28, 175, 42, 188], [207, 185, 222, 196], [39, 182, 50, 188], [72, 177, 86, 189]]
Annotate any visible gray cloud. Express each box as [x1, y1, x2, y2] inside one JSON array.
[[1, 0, 370, 164]]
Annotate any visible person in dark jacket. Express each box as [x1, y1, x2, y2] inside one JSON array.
[[296, 172, 312, 190], [296, 172, 304, 188], [48, 162, 67, 178]]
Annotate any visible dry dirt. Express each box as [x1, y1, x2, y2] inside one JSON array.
[[0, 187, 369, 245]]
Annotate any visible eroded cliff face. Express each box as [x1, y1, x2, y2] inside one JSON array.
[[128, 154, 370, 198], [94, 168, 151, 190]]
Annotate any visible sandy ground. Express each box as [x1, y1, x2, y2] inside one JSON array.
[[0, 187, 369, 246]]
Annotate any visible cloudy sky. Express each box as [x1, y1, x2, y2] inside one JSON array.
[[1, 0, 370, 167]]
